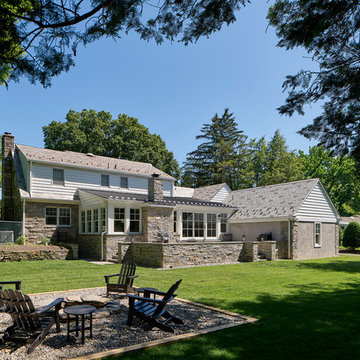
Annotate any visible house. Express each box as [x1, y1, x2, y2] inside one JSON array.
[[1, 132, 340, 264], [226, 179, 340, 260], [1, 133, 236, 261]]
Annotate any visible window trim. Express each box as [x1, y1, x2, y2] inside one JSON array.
[[52, 168, 64, 186], [101, 174, 110, 187], [120, 176, 129, 189], [314, 222, 322, 248], [114, 207, 126, 233], [45, 207, 71, 227], [129, 208, 141, 234]]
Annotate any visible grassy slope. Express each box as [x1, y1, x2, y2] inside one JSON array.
[[1, 256, 360, 359]]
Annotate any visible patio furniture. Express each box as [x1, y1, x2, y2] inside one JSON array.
[[0, 288, 63, 354], [64, 305, 96, 344], [0, 281, 22, 309], [104, 260, 138, 296], [127, 279, 183, 332]]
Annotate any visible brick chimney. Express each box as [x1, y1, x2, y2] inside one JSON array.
[[2, 132, 16, 220], [148, 173, 163, 202]]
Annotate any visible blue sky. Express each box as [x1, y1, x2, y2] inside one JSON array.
[[0, 1, 319, 165]]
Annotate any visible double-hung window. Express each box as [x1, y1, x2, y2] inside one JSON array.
[[120, 176, 128, 189], [130, 209, 140, 233], [45, 207, 71, 227], [53, 169, 64, 186], [207, 214, 217, 237], [86, 210, 92, 233], [220, 213, 228, 233], [100, 208, 106, 232], [314, 223, 321, 247], [182, 212, 193, 237], [101, 174, 110, 187], [93, 209, 99, 233], [114, 208, 125, 232]]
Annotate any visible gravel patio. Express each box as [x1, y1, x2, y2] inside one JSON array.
[[0, 287, 251, 360]]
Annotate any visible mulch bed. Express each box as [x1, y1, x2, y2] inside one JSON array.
[[0, 287, 250, 360]]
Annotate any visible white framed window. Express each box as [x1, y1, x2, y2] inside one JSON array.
[[173, 211, 177, 233], [101, 174, 110, 187], [114, 208, 125, 232], [130, 208, 140, 233], [53, 168, 64, 186], [93, 209, 99, 233], [120, 176, 128, 189], [314, 222, 321, 247], [81, 211, 86, 233], [86, 210, 92, 233], [100, 208, 106, 232], [194, 213, 204, 237], [220, 213, 228, 233], [207, 214, 217, 237], [182, 212, 193, 237], [45, 207, 71, 227]]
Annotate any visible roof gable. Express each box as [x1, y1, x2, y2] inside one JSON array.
[[193, 183, 230, 202], [226, 179, 320, 221], [16, 144, 174, 180]]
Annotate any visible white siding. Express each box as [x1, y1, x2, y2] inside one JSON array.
[[211, 185, 231, 203], [78, 191, 106, 209], [30, 163, 173, 200], [296, 183, 337, 223], [163, 180, 173, 197]]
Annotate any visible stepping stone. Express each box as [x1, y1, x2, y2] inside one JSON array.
[[106, 305, 123, 314], [93, 308, 111, 318]]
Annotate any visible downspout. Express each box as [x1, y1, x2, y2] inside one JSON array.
[[101, 231, 107, 261], [22, 199, 26, 244], [287, 219, 291, 259]]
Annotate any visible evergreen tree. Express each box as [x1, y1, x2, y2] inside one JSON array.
[[250, 130, 304, 187], [182, 109, 249, 189]]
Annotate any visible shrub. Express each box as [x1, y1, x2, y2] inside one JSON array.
[[342, 221, 360, 249], [41, 237, 51, 245], [16, 235, 26, 245], [339, 227, 344, 246]]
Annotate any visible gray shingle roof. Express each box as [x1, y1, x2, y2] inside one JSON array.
[[193, 183, 227, 201], [80, 189, 234, 208], [16, 144, 175, 180], [226, 179, 319, 221]]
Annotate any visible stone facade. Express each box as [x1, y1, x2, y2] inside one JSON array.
[[242, 241, 258, 262], [142, 206, 174, 243], [77, 234, 103, 259], [25, 201, 79, 244], [258, 241, 277, 260], [118, 241, 245, 268], [0, 246, 72, 262], [105, 234, 144, 261], [148, 176, 163, 202], [1, 133, 22, 222], [277, 221, 289, 259], [292, 221, 338, 260]]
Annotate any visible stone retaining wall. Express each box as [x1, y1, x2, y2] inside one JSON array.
[[0, 246, 72, 262], [118, 241, 244, 268], [242, 241, 258, 262], [258, 241, 277, 260]]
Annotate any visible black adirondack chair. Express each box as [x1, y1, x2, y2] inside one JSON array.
[[104, 260, 138, 296], [127, 279, 183, 332], [0, 289, 63, 354], [0, 281, 22, 310]]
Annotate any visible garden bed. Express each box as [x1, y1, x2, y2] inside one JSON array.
[[0, 287, 256, 360]]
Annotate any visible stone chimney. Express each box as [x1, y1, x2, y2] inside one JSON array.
[[2, 132, 16, 220], [148, 173, 163, 202]]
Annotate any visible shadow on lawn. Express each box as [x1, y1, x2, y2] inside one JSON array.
[[108, 281, 360, 360], [295, 258, 360, 274]]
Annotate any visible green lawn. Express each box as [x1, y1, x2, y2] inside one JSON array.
[[1, 256, 360, 359]]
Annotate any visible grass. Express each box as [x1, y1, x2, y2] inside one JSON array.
[[1, 256, 360, 359]]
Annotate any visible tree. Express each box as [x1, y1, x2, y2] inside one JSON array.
[[299, 146, 360, 216], [267, 1, 360, 163], [43, 109, 180, 179], [1, 0, 249, 87], [343, 221, 360, 250], [251, 130, 304, 187], [182, 108, 250, 189]]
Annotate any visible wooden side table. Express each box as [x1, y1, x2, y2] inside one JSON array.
[[64, 305, 96, 344]]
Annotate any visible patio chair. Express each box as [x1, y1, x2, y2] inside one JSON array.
[[0, 288, 63, 354], [104, 260, 138, 296], [0, 281, 22, 310], [127, 279, 183, 332]]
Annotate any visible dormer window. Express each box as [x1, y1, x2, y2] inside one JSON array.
[[53, 169, 64, 186], [120, 176, 128, 189], [101, 174, 110, 187]]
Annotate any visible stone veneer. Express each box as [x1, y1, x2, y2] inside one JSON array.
[[142, 206, 174, 243], [258, 241, 277, 260], [148, 176, 163, 202], [0, 246, 72, 262], [118, 241, 245, 268], [25, 201, 79, 244]]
